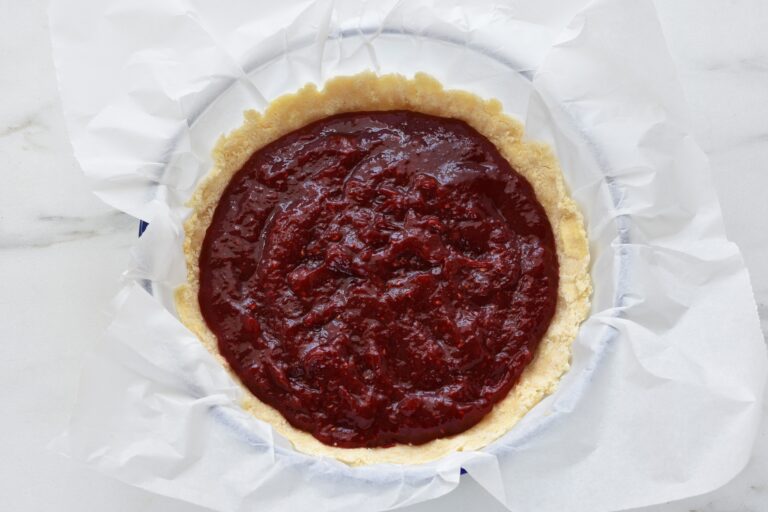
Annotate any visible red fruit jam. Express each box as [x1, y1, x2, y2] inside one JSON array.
[[198, 110, 559, 448]]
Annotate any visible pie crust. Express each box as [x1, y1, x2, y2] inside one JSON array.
[[175, 72, 591, 465]]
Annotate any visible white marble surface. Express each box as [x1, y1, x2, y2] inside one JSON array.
[[0, 0, 765, 511]]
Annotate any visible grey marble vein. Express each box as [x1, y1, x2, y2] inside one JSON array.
[[0, 211, 135, 249], [0, 103, 53, 138], [697, 56, 768, 74]]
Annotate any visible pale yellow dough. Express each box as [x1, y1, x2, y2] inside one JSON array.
[[175, 72, 591, 466]]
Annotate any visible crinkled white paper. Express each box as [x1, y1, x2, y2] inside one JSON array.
[[49, 0, 768, 511]]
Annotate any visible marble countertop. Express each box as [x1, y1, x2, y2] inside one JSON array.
[[0, 1, 765, 511]]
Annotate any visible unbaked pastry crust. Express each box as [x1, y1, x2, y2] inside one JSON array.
[[175, 72, 591, 466]]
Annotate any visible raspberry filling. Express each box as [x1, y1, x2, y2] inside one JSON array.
[[198, 110, 559, 448]]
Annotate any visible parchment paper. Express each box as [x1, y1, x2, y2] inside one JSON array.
[[49, 0, 768, 511]]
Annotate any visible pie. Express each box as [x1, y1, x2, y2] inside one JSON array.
[[175, 72, 591, 465]]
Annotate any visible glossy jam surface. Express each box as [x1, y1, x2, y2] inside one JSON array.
[[199, 111, 559, 448]]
